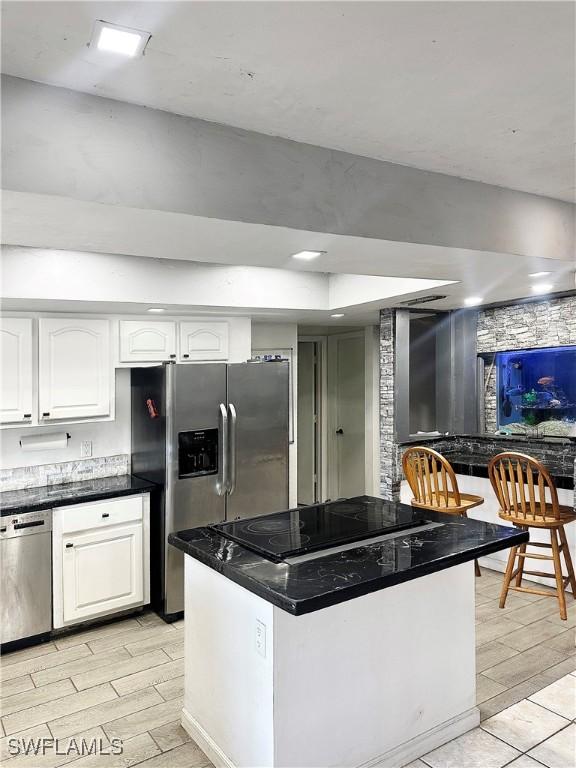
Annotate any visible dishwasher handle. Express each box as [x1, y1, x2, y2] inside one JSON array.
[[0, 510, 52, 539]]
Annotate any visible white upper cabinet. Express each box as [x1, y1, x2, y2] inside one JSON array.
[[0, 318, 33, 424], [39, 318, 111, 420], [119, 320, 177, 363], [179, 320, 229, 361]]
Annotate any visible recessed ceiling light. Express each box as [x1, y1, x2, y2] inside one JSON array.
[[528, 271, 552, 278], [463, 296, 483, 307], [531, 283, 553, 295], [291, 250, 326, 261], [90, 20, 151, 57], [147, 308, 165, 313], [331, 313, 345, 318]]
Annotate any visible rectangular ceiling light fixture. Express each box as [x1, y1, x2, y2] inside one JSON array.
[[291, 250, 326, 261], [90, 20, 151, 57]]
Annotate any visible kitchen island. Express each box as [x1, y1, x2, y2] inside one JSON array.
[[169, 496, 527, 768]]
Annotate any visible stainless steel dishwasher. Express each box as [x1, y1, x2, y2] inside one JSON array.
[[0, 509, 52, 645]]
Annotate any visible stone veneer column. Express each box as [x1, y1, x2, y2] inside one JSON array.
[[379, 309, 400, 501]]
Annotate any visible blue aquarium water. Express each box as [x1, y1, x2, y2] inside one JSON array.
[[496, 345, 576, 436]]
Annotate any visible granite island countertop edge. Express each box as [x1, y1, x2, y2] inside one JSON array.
[[168, 513, 529, 615]]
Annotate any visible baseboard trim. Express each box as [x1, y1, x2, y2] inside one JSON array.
[[181, 708, 237, 768], [358, 707, 480, 768], [182, 705, 479, 768]]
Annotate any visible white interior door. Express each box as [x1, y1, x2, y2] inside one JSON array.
[[297, 341, 318, 504], [329, 333, 366, 499]]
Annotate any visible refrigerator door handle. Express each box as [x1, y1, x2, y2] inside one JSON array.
[[228, 403, 237, 495], [216, 403, 228, 495]]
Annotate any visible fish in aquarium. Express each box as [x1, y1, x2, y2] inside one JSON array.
[[494, 345, 576, 436]]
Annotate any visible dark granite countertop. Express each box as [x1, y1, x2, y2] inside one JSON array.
[[397, 434, 575, 489], [399, 433, 576, 446], [169, 495, 528, 615], [0, 475, 157, 516]]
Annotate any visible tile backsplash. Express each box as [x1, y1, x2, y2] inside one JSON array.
[[0, 454, 130, 492]]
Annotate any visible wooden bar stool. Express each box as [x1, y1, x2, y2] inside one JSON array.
[[402, 446, 484, 576], [488, 452, 576, 621]]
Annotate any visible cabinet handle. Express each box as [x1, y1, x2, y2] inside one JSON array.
[[42, 412, 50, 417], [169, 354, 176, 359], [183, 354, 190, 359], [102, 513, 110, 518], [23, 413, 32, 418], [65, 543, 73, 548]]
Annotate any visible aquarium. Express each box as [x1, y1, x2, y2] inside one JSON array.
[[495, 345, 576, 437]]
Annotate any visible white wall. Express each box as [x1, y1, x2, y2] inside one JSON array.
[[4, 76, 574, 262], [183, 557, 275, 767], [252, 323, 298, 507], [0, 369, 131, 470], [0, 246, 328, 310], [182, 556, 477, 768]]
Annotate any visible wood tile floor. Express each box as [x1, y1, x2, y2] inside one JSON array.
[[0, 568, 574, 768]]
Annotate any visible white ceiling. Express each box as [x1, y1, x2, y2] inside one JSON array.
[[2, 1, 574, 202]]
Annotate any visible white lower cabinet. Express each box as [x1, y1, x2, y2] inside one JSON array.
[[53, 494, 150, 628]]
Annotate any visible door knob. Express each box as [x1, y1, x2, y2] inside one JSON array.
[[336, 428, 344, 435]]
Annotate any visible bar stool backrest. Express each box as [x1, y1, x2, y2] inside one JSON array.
[[488, 452, 559, 522], [402, 446, 461, 509]]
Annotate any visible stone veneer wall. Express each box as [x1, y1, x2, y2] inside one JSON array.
[[0, 454, 130, 492], [379, 309, 400, 500], [478, 295, 576, 432], [379, 296, 576, 502]]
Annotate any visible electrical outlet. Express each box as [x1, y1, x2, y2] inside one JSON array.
[[80, 440, 93, 458], [255, 620, 266, 658]]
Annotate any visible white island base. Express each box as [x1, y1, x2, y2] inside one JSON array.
[[181, 557, 479, 768]]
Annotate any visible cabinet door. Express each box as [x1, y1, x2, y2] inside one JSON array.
[[0, 318, 33, 424], [119, 320, 177, 363], [62, 522, 144, 623], [179, 321, 229, 361], [39, 318, 110, 420]]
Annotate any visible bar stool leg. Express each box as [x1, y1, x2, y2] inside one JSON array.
[[550, 529, 567, 621], [500, 546, 517, 609], [515, 536, 527, 587], [558, 525, 576, 599], [474, 560, 481, 577]]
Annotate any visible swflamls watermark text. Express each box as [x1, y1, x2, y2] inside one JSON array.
[[8, 736, 123, 757]]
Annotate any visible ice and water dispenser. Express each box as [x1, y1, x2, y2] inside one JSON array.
[[178, 429, 218, 478]]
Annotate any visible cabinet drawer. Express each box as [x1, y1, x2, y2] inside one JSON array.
[[56, 495, 144, 534]]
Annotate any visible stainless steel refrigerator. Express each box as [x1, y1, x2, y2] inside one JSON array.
[[131, 362, 289, 620]]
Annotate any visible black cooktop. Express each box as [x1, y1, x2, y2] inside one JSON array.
[[210, 496, 428, 561]]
